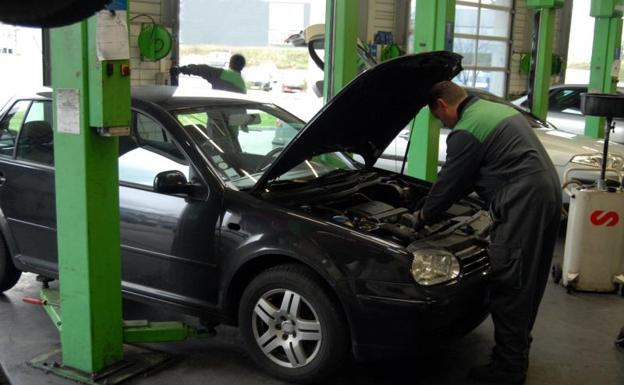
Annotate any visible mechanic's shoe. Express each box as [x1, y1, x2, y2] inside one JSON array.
[[469, 362, 526, 384]]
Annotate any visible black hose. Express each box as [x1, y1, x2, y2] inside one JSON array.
[[600, 117, 614, 183]]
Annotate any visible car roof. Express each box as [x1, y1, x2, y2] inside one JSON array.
[[131, 86, 265, 110], [549, 83, 624, 92], [12, 86, 267, 110]]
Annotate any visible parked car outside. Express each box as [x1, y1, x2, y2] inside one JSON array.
[[243, 63, 277, 91], [0, 53, 491, 383], [279, 69, 307, 93], [512, 84, 624, 144], [376, 88, 624, 204], [205, 50, 231, 68]]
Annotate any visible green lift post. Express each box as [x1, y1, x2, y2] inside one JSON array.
[[48, 11, 127, 375], [28, 3, 211, 384], [527, 0, 564, 120], [323, 0, 359, 101], [586, 0, 623, 138], [408, 0, 455, 181]]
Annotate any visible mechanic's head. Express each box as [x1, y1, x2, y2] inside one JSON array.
[[428, 81, 468, 128], [229, 54, 246, 72]]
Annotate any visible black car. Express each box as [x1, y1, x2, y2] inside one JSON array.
[[0, 52, 490, 383]]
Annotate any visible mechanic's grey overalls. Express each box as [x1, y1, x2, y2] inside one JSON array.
[[423, 96, 562, 371]]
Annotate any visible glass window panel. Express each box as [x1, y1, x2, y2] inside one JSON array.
[[453, 69, 477, 88], [16, 101, 54, 165], [481, 0, 513, 7], [479, 8, 511, 37], [477, 39, 508, 68], [549, 89, 584, 113], [453, 38, 477, 66], [476, 70, 506, 96], [454, 5, 478, 35], [119, 112, 189, 187], [453, 70, 506, 97], [0, 100, 30, 157]]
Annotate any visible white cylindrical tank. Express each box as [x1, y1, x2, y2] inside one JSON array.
[[562, 187, 624, 292]]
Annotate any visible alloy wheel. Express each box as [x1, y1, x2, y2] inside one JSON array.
[[251, 288, 322, 368]]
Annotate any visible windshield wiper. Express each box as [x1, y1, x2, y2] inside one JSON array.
[[313, 169, 359, 182]]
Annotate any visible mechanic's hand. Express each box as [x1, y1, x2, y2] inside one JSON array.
[[412, 210, 427, 231]]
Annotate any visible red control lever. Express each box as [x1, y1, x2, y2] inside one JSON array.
[[22, 297, 46, 305]]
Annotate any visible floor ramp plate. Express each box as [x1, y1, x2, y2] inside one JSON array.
[[28, 345, 175, 385]]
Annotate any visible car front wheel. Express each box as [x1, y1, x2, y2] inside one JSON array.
[[238, 264, 348, 383]]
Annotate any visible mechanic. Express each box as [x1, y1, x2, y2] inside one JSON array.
[[414, 81, 562, 384], [170, 53, 247, 94]]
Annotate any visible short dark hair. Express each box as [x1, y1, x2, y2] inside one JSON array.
[[229, 54, 246, 72], [428, 81, 467, 110]]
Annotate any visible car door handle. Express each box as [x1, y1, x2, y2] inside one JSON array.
[[0, 173, 6, 186], [227, 222, 241, 231]]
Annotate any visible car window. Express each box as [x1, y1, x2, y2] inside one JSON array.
[[172, 104, 354, 190], [0, 100, 31, 157], [549, 88, 584, 114], [15, 101, 54, 165], [237, 110, 294, 155], [118, 112, 190, 188]]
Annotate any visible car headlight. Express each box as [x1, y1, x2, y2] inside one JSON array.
[[571, 154, 624, 171], [410, 249, 460, 286]]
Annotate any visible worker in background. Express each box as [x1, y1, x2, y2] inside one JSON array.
[[414, 81, 562, 384], [170, 53, 247, 94]]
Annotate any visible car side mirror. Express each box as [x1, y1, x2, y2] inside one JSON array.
[[153, 170, 191, 195]]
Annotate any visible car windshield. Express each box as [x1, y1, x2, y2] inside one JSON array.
[[173, 103, 356, 189]]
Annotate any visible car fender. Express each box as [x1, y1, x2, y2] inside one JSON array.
[[217, 194, 412, 319]]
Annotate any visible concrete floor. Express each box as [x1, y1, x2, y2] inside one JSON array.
[[0, 239, 623, 385]]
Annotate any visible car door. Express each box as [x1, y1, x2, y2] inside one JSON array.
[[0, 99, 57, 272], [118, 109, 222, 309]]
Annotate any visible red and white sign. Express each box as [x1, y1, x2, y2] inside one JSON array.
[[590, 210, 620, 227]]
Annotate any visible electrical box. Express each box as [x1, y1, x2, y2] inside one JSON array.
[[562, 187, 624, 292]]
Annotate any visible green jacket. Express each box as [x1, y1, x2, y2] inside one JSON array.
[[178, 64, 246, 94], [423, 95, 558, 218]]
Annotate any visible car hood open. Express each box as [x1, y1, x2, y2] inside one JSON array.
[[252, 51, 462, 193]]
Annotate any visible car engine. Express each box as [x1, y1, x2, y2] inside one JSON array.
[[292, 175, 489, 246]]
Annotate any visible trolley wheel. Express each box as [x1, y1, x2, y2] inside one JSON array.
[[551, 264, 562, 284], [566, 284, 575, 295]]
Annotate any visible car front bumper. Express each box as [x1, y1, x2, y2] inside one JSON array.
[[338, 266, 490, 361]]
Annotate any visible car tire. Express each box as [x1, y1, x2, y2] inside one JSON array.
[[0, 236, 20, 293], [238, 264, 348, 384]]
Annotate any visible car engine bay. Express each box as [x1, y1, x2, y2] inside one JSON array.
[[264, 171, 491, 247]]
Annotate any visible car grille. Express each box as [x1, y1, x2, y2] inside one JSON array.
[[456, 245, 489, 277]]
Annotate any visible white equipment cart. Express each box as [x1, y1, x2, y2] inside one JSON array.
[[560, 93, 624, 294]]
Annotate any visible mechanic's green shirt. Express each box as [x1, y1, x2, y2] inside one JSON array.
[[422, 96, 557, 218], [178, 64, 247, 94]]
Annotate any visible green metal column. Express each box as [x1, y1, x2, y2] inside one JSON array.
[[527, 0, 563, 120], [408, 0, 455, 181], [586, 0, 623, 138], [323, 0, 359, 101], [50, 10, 130, 373]]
